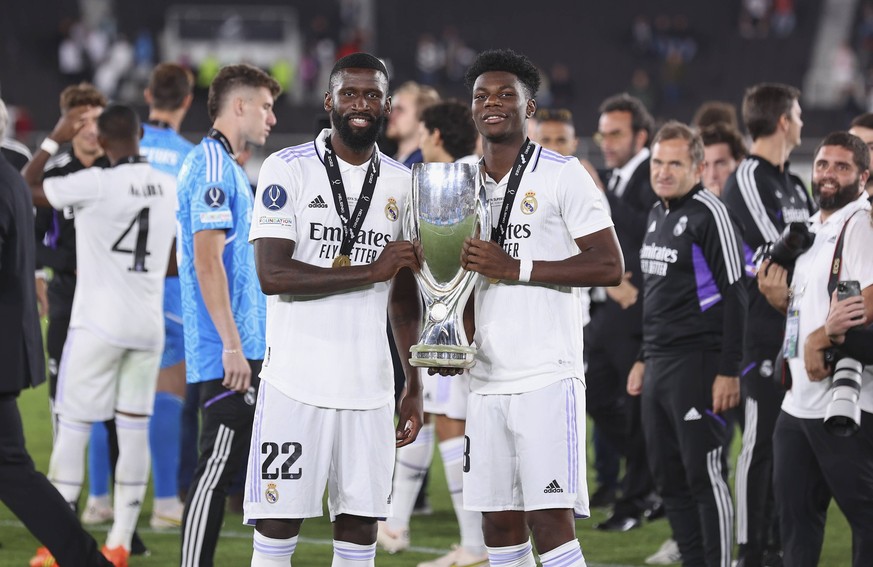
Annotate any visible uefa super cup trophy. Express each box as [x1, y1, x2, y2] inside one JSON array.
[[406, 163, 489, 369]]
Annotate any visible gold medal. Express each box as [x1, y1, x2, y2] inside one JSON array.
[[332, 254, 351, 268]]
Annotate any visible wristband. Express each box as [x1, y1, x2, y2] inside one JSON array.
[[40, 138, 59, 156], [35, 269, 47, 280], [518, 259, 533, 283], [222, 348, 240, 354]]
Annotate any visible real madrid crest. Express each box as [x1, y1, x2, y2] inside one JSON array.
[[673, 216, 688, 236], [385, 197, 399, 221], [520, 191, 537, 215], [265, 483, 279, 503]]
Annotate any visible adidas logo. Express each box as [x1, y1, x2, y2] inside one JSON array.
[[544, 480, 564, 493], [683, 407, 702, 421], [308, 195, 328, 208]]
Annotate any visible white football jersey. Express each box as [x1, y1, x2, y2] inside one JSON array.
[[249, 130, 411, 409], [469, 145, 614, 394], [44, 160, 178, 350]]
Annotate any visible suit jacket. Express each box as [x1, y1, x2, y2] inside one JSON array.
[[590, 158, 658, 342], [0, 153, 45, 394]]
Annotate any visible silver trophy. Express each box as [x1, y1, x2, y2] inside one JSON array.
[[406, 162, 489, 369]]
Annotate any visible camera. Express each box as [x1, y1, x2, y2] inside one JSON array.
[[823, 355, 864, 437], [753, 222, 815, 271]]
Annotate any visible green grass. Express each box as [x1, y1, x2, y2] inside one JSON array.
[[0, 383, 854, 566]]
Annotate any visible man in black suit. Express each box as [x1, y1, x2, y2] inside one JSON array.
[[0, 97, 111, 567], [589, 93, 661, 533]]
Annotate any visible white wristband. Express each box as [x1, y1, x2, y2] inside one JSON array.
[[40, 138, 59, 156], [35, 269, 47, 280], [518, 259, 533, 282]]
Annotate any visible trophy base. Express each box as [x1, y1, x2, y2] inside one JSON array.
[[409, 344, 476, 369]]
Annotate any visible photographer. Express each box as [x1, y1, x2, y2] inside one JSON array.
[[757, 132, 873, 567], [826, 290, 873, 364]]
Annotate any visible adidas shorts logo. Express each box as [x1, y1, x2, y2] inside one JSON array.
[[309, 195, 328, 208], [544, 479, 564, 493]]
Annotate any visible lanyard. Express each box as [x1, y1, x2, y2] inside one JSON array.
[[147, 119, 173, 130], [207, 128, 234, 155], [491, 138, 534, 246], [323, 135, 381, 266], [112, 155, 147, 167]]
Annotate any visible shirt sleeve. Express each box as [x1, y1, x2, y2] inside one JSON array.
[[557, 158, 614, 240], [842, 208, 873, 290], [42, 168, 102, 210], [249, 154, 299, 243], [189, 159, 234, 234], [697, 196, 748, 376]]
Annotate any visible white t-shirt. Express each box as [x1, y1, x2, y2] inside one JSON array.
[[249, 130, 411, 409], [784, 195, 873, 418], [43, 161, 178, 350], [469, 145, 614, 394]]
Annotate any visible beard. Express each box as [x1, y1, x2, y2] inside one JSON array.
[[812, 176, 861, 211], [331, 108, 386, 153]]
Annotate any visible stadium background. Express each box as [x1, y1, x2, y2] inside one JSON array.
[[0, 0, 861, 564]]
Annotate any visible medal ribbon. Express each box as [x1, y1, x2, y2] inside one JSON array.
[[207, 128, 235, 156], [491, 138, 535, 246], [323, 135, 381, 260]]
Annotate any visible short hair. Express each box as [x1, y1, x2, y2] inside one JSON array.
[[97, 103, 140, 142], [814, 131, 870, 173], [0, 98, 8, 140], [534, 108, 575, 127], [328, 52, 389, 91], [850, 112, 873, 130], [393, 81, 441, 119], [652, 120, 705, 167], [207, 64, 282, 122], [148, 63, 194, 111], [59, 82, 107, 113], [692, 101, 739, 130], [421, 100, 478, 160], [464, 49, 541, 98], [700, 123, 747, 161], [741, 83, 801, 140], [598, 93, 655, 146]]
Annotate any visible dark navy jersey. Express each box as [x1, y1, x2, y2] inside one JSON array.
[[641, 185, 748, 376], [722, 155, 815, 351]]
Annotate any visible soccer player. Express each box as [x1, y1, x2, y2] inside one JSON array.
[[379, 100, 487, 567], [244, 52, 422, 567], [627, 122, 746, 567], [459, 48, 622, 567], [177, 64, 280, 567], [23, 103, 178, 567], [721, 83, 815, 567]]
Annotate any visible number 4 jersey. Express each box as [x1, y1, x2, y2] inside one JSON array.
[[43, 158, 178, 351]]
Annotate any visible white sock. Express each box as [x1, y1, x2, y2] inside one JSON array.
[[47, 416, 92, 505], [486, 540, 537, 567], [106, 415, 150, 550], [252, 531, 297, 566], [539, 539, 587, 567], [386, 422, 434, 532], [331, 540, 376, 566], [440, 437, 485, 554], [153, 495, 183, 516]]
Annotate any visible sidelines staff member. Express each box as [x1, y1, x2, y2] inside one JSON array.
[[628, 122, 746, 567]]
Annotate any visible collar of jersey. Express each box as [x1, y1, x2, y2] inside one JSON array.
[[664, 183, 704, 210], [812, 193, 871, 227], [316, 128, 378, 173]]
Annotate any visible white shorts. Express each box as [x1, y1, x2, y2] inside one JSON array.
[[244, 380, 396, 523], [422, 371, 470, 420], [463, 377, 589, 517], [55, 327, 161, 421]]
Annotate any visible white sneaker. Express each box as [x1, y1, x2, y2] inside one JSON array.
[[417, 545, 489, 567], [150, 499, 184, 529], [376, 521, 410, 554], [81, 497, 113, 525], [645, 538, 682, 565]]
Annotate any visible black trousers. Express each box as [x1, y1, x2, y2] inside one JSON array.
[[180, 361, 261, 567], [586, 333, 653, 517], [734, 346, 784, 563], [642, 352, 733, 567], [773, 410, 873, 567], [0, 394, 111, 566]]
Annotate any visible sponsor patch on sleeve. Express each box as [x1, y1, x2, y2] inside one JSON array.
[[199, 210, 233, 224], [259, 216, 293, 227]]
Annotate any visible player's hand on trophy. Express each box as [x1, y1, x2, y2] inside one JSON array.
[[427, 367, 464, 376], [371, 240, 420, 281], [222, 348, 252, 393], [461, 237, 517, 280], [49, 105, 92, 144]]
